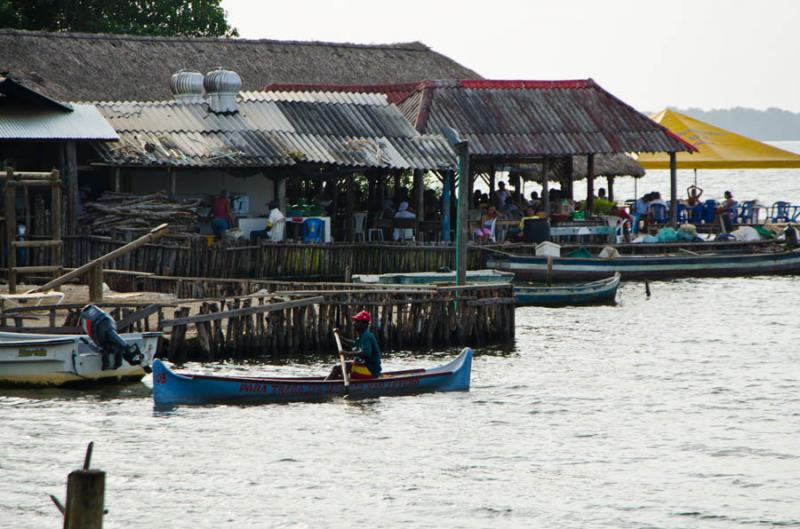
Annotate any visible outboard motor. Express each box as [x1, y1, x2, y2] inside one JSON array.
[[79, 304, 146, 371]]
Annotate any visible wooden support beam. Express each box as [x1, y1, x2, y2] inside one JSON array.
[[168, 167, 177, 199], [345, 173, 355, 241], [28, 223, 169, 294], [113, 167, 121, 192], [11, 240, 63, 248], [541, 158, 550, 218], [441, 171, 452, 242], [116, 303, 160, 331], [88, 265, 103, 302], [669, 152, 678, 227], [160, 296, 324, 327], [63, 469, 105, 529], [607, 175, 615, 202], [586, 153, 595, 212], [413, 169, 424, 229], [276, 176, 287, 214], [64, 141, 78, 235], [5, 168, 17, 293]]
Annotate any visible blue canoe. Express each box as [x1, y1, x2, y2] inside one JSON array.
[[151, 348, 472, 406], [514, 273, 621, 306]]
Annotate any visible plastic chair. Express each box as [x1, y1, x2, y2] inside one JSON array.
[[701, 199, 718, 224], [676, 203, 688, 224], [736, 201, 753, 224], [650, 203, 668, 224], [353, 212, 367, 242], [770, 201, 792, 222], [688, 204, 704, 224], [303, 218, 324, 243]]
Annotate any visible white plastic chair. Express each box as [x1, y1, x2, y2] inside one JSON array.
[[353, 212, 367, 242]]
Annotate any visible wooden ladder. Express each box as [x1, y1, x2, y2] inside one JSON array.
[[3, 168, 63, 293]]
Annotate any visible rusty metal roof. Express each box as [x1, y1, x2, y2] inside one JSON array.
[[397, 79, 696, 156], [92, 91, 455, 170], [264, 79, 697, 157]]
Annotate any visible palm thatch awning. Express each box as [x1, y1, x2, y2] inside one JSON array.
[[507, 154, 645, 182]]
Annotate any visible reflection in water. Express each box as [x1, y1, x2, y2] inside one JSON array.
[[2, 276, 800, 528]]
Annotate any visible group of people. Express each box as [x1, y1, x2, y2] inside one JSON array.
[[209, 190, 286, 242]]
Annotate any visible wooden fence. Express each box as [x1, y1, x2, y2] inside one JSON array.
[[0, 283, 515, 362], [56, 236, 487, 279]]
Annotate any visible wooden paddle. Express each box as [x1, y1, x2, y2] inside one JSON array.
[[332, 328, 350, 393]]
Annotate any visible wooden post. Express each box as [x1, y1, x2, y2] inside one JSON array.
[[51, 170, 63, 281], [64, 141, 78, 235], [393, 172, 402, 197], [669, 152, 678, 227], [607, 175, 615, 202], [455, 142, 470, 286], [113, 167, 121, 192], [586, 153, 595, 213], [413, 169, 424, 228], [63, 443, 105, 529], [441, 171, 452, 242], [489, 166, 496, 194], [345, 173, 355, 241], [168, 167, 177, 199], [5, 168, 16, 293], [88, 265, 103, 302], [276, 176, 287, 214], [541, 158, 550, 219]]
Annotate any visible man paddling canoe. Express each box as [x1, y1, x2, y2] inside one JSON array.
[[327, 311, 382, 380]]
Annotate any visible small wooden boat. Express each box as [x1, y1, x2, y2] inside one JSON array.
[[488, 247, 800, 281], [0, 331, 161, 387], [151, 348, 472, 406], [352, 269, 513, 285], [514, 273, 621, 306]]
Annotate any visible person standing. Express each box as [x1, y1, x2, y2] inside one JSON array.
[[494, 181, 509, 211], [211, 190, 234, 240]]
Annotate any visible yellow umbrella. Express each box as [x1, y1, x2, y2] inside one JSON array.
[[637, 109, 800, 169]]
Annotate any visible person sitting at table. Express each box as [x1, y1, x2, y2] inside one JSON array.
[[715, 190, 737, 232], [609, 204, 632, 243], [632, 192, 651, 233], [474, 205, 502, 243], [392, 201, 416, 241], [502, 196, 522, 220]]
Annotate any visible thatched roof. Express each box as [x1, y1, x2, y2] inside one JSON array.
[[0, 29, 481, 102], [509, 154, 645, 182]]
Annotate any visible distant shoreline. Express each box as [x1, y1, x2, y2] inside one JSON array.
[[645, 107, 800, 142]]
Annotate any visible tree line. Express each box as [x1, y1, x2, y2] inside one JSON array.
[[0, 0, 236, 37]]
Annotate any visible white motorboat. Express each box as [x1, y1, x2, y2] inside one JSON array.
[[0, 330, 161, 387]]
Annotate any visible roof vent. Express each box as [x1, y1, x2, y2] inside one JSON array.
[[170, 70, 204, 104], [204, 68, 241, 113]]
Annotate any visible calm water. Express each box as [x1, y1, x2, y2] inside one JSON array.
[[4, 163, 800, 528], [2, 276, 800, 529]]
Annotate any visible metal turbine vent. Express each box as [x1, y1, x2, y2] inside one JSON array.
[[204, 68, 242, 113], [169, 70, 204, 104]]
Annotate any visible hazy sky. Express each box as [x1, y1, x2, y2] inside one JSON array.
[[221, 0, 800, 113]]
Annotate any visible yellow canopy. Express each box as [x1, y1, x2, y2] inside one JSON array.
[[637, 109, 800, 169]]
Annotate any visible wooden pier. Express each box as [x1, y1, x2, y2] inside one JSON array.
[[1, 282, 515, 361]]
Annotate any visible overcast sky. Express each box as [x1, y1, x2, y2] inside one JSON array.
[[221, 0, 800, 113]]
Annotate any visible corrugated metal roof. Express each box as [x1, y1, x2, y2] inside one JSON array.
[[92, 92, 455, 170], [263, 79, 698, 157], [0, 104, 119, 141], [399, 79, 696, 156]]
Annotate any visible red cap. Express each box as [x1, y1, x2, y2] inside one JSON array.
[[352, 310, 371, 322]]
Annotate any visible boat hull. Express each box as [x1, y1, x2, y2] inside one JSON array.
[[152, 348, 472, 406], [514, 273, 620, 306], [489, 248, 800, 281], [0, 332, 161, 387]]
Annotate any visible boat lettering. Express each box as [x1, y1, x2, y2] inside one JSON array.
[[154, 373, 167, 384], [239, 382, 269, 393], [18, 347, 47, 358], [365, 378, 420, 390]]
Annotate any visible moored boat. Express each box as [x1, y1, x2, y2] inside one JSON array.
[[0, 331, 161, 387], [151, 348, 473, 406], [514, 273, 621, 306], [352, 269, 513, 285], [488, 247, 800, 281]]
